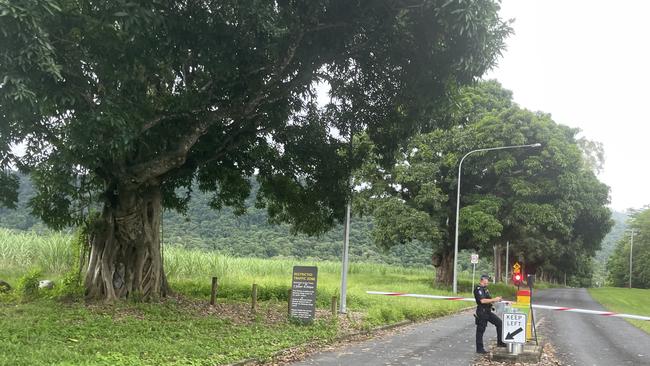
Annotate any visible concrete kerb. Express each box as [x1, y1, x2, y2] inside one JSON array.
[[226, 305, 476, 366], [490, 340, 544, 363]]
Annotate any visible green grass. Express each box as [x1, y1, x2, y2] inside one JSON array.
[[588, 287, 650, 334], [0, 228, 513, 365], [0, 298, 339, 366]]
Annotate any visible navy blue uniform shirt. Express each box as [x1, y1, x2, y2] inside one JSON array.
[[473, 285, 492, 311]]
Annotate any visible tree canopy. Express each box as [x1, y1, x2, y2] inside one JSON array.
[[1, 0, 511, 299], [355, 81, 612, 285], [607, 207, 650, 289]]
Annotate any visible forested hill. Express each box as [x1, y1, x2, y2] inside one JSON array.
[[0, 175, 628, 271], [0, 175, 433, 267], [592, 211, 628, 285]]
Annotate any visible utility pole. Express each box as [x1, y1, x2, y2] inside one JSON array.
[[339, 201, 351, 313], [628, 229, 636, 289]]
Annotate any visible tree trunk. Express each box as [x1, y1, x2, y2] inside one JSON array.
[[85, 184, 169, 301], [493, 244, 502, 283], [432, 249, 453, 286]]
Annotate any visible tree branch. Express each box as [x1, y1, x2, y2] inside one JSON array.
[[124, 118, 217, 187]]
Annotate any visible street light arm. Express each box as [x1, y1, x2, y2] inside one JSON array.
[[452, 142, 542, 294]]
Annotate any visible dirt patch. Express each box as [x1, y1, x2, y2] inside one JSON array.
[[161, 294, 366, 329]]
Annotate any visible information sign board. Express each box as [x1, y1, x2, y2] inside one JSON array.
[[290, 266, 318, 322]]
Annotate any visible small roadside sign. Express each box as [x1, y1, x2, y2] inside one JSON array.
[[470, 254, 479, 264], [502, 312, 527, 344]]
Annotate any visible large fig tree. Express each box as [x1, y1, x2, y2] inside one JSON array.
[[0, 0, 510, 300]]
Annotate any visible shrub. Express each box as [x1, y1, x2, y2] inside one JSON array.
[[16, 268, 42, 300]]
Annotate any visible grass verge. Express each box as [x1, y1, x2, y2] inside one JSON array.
[[0, 228, 517, 365], [588, 287, 650, 334]]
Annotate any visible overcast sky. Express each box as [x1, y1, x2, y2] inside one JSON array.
[[484, 0, 650, 212]]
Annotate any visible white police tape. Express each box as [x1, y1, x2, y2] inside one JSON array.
[[366, 291, 650, 321]]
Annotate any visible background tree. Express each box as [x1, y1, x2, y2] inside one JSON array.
[[356, 81, 612, 285], [0, 1, 510, 300], [607, 207, 650, 288], [592, 211, 628, 286]]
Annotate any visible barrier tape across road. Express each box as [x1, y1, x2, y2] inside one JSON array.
[[366, 291, 650, 321]]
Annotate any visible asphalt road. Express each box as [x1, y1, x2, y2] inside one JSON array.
[[291, 309, 492, 366], [534, 287, 650, 366], [290, 288, 650, 366]]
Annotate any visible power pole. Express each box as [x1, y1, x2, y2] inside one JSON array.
[[629, 231, 633, 289]]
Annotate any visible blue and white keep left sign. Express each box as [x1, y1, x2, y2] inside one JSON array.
[[502, 313, 527, 344]]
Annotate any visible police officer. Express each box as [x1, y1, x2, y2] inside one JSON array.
[[474, 274, 506, 353]]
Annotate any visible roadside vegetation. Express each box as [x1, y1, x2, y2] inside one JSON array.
[[0, 228, 513, 365], [588, 287, 650, 334]]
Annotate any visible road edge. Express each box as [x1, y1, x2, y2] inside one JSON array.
[[226, 305, 476, 366]]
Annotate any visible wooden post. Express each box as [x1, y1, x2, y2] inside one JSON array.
[[331, 296, 337, 315], [251, 283, 258, 311], [210, 277, 218, 306], [288, 289, 292, 316]]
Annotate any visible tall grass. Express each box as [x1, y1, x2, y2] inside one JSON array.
[[1, 229, 470, 321], [0, 228, 75, 276]]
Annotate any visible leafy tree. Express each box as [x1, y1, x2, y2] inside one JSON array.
[[356, 81, 612, 285], [1, 1, 510, 299], [607, 207, 650, 288], [592, 211, 628, 286]]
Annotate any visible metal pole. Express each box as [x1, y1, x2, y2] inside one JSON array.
[[340, 202, 351, 313], [472, 263, 476, 286], [493, 244, 497, 284], [505, 241, 509, 284], [452, 143, 541, 294], [629, 230, 635, 289]]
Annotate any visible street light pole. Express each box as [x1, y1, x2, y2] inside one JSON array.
[[629, 232, 633, 289], [452, 143, 541, 294]]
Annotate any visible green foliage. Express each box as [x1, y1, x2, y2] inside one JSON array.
[[55, 269, 84, 300], [1, 0, 511, 238], [0, 228, 75, 274], [593, 211, 628, 285], [16, 267, 41, 299], [355, 81, 612, 283], [607, 207, 650, 288], [0, 228, 484, 366], [55, 224, 89, 300], [0, 176, 436, 267], [0, 298, 341, 366]]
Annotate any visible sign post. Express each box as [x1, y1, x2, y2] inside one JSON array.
[[290, 266, 318, 323], [471, 254, 479, 285]]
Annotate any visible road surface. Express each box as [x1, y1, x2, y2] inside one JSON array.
[[291, 309, 494, 366], [534, 287, 650, 366], [290, 288, 650, 365]]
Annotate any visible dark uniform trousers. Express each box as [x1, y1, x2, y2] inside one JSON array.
[[475, 307, 503, 351]]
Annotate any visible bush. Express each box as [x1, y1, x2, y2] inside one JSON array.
[[55, 270, 84, 300], [16, 268, 42, 300]]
